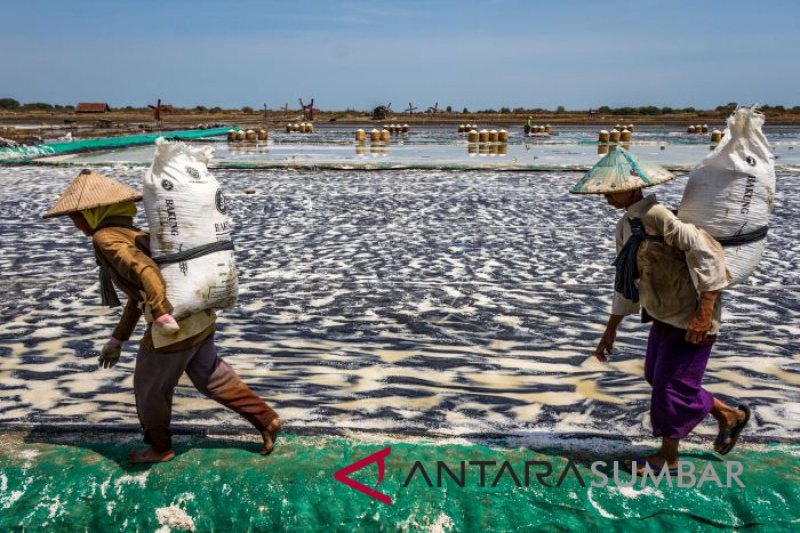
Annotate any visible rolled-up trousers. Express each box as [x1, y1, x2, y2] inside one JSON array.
[[133, 334, 278, 452]]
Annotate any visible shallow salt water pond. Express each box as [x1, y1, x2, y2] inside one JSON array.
[[1, 134, 798, 442], [33, 123, 800, 170]]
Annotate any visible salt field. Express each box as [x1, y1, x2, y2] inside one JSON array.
[[1, 125, 798, 443], [32, 124, 800, 171], [5, 0, 799, 527]]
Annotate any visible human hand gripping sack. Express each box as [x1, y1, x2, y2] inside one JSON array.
[[686, 291, 719, 345], [154, 313, 180, 334], [98, 337, 123, 369]]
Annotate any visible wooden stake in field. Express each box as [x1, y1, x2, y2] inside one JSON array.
[[148, 98, 171, 125], [299, 98, 316, 121]]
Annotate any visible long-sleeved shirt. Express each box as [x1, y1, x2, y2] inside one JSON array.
[[92, 216, 214, 352], [611, 195, 731, 335]]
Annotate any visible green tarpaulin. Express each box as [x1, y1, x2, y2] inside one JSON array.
[[0, 128, 233, 164]]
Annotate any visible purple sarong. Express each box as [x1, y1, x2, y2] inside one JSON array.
[[644, 320, 715, 439]]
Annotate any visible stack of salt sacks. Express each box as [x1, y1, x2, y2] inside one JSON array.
[[143, 138, 238, 319], [678, 107, 776, 285]]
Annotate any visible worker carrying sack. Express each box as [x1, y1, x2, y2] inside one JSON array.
[[142, 138, 238, 319], [677, 107, 776, 286]]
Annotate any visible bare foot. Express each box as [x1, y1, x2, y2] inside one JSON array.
[[714, 408, 747, 453], [128, 446, 175, 464], [261, 418, 281, 455], [635, 453, 677, 475]]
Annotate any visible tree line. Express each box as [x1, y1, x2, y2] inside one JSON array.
[[2, 98, 799, 115]]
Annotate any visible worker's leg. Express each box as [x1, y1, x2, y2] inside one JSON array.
[[133, 342, 195, 457], [185, 334, 280, 438]]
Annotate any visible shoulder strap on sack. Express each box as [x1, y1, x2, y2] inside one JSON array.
[[153, 240, 234, 265]]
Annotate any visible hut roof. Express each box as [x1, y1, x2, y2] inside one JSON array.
[[76, 102, 110, 113]]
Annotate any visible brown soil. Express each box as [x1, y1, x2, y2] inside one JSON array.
[[2, 109, 799, 143]]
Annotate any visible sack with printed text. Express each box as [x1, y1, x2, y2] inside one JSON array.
[[142, 138, 238, 319], [678, 107, 776, 286]]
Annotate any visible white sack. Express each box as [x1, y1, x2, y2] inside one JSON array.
[[143, 138, 238, 319], [677, 107, 776, 286]]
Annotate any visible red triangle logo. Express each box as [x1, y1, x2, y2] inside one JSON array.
[[333, 447, 392, 505]]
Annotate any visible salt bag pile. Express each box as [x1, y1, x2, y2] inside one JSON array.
[[677, 107, 776, 286], [143, 138, 238, 319]]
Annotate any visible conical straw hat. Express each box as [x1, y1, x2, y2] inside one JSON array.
[[42, 169, 142, 219], [570, 148, 675, 194]]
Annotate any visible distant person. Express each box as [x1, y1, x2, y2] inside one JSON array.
[[570, 152, 750, 475], [524, 116, 533, 135], [43, 170, 281, 464]]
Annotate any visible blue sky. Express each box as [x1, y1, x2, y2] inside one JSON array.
[[1, 0, 797, 110]]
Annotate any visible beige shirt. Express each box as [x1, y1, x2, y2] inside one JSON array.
[[611, 194, 731, 334]]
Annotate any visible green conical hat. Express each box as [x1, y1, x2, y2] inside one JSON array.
[[570, 148, 675, 194]]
